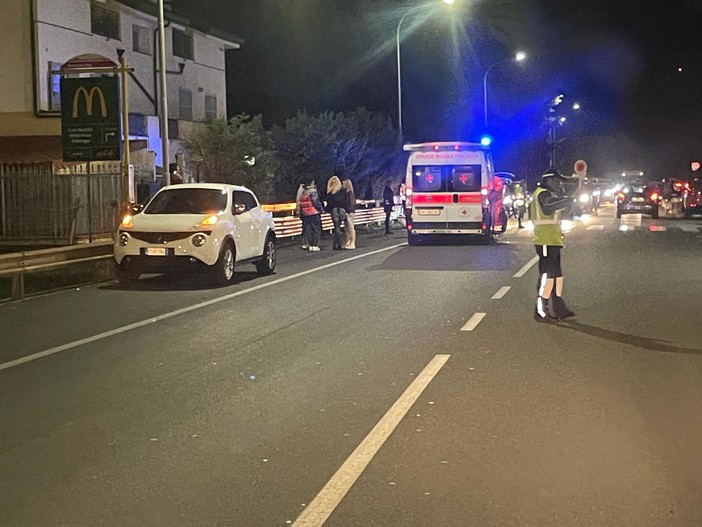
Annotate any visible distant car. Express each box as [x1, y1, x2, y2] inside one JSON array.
[[616, 183, 660, 219], [593, 178, 615, 202], [683, 179, 702, 218], [114, 183, 277, 284]]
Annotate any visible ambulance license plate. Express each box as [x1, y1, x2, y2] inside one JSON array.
[[145, 247, 167, 256], [417, 209, 441, 216]]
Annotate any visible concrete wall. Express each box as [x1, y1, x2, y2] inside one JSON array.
[[0, 0, 47, 135]]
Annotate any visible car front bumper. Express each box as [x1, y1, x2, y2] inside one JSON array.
[[114, 230, 223, 267]]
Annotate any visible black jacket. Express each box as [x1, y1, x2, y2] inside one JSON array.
[[537, 187, 571, 215], [325, 189, 348, 213], [382, 186, 394, 209]]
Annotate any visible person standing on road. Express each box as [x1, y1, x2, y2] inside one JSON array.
[[531, 168, 576, 322], [295, 180, 310, 249], [383, 180, 395, 234], [342, 177, 356, 249], [299, 179, 324, 252], [325, 175, 348, 250]]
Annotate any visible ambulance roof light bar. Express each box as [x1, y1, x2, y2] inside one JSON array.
[[403, 141, 486, 152]]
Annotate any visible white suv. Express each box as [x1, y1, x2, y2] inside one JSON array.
[[114, 183, 276, 285]]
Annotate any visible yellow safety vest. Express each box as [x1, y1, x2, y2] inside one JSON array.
[[531, 187, 564, 246]]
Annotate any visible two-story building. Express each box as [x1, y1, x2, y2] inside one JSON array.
[[0, 0, 242, 177], [0, 0, 241, 243]]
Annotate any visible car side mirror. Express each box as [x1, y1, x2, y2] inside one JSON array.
[[132, 203, 144, 214], [234, 203, 246, 215]]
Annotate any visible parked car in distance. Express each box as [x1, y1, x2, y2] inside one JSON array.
[[683, 178, 702, 218], [114, 183, 276, 285], [616, 183, 660, 219]]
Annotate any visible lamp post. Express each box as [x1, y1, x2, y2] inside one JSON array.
[[482, 51, 526, 130], [396, 0, 455, 144], [157, 0, 170, 185]]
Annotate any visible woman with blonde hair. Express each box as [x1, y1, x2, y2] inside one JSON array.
[[325, 174, 348, 250], [342, 177, 356, 249]]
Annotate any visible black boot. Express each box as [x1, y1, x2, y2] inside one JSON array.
[[534, 297, 556, 323], [551, 296, 575, 319]]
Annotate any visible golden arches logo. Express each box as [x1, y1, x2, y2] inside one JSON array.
[[72, 86, 107, 118]]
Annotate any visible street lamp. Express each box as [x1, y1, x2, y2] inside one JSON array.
[[482, 51, 527, 129], [396, 0, 455, 144]]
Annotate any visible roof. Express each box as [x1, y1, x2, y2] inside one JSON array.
[[116, 0, 244, 47]]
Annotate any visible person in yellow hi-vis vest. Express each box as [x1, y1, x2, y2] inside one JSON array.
[[531, 168, 576, 322]]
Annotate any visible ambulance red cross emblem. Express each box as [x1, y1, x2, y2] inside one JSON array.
[[460, 208, 469, 217]]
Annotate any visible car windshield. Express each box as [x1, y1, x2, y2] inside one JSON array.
[[145, 188, 228, 214]]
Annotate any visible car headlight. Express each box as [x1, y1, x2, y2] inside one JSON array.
[[192, 233, 208, 247], [119, 232, 130, 246], [579, 194, 590, 203]]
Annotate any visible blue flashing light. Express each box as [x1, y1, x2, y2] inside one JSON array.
[[480, 135, 492, 147]]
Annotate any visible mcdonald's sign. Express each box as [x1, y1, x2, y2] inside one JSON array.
[[61, 76, 121, 161]]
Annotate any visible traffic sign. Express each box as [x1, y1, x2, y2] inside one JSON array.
[[60, 76, 121, 162], [574, 159, 587, 175]]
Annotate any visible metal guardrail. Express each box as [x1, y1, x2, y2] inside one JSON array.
[[263, 201, 388, 238], [0, 242, 113, 301]]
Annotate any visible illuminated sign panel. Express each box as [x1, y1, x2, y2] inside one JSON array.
[[61, 76, 121, 161]]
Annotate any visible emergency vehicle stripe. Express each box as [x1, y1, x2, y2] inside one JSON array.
[[413, 194, 481, 204]]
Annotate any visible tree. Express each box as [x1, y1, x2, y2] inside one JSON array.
[[182, 114, 275, 197], [271, 108, 398, 200]]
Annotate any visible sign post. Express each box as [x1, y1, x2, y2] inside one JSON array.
[[57, 53, 134, 217]]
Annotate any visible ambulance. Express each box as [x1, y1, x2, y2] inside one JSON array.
[[402, 142, 497, 244]]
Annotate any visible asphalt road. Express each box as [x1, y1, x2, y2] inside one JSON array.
[[1, 205, 701, 526]]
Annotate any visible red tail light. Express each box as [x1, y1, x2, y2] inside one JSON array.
[[406, 223, 412, 230], [649, 192, 659, 201], [617, 192, 625, 200]]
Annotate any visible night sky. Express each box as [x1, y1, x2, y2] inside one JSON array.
[[174, 0, 702, 179]]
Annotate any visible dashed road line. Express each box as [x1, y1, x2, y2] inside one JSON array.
[[292, 353, 450, 527], [586, 225, 605, 230], [513, 256, 538, 278], [491, 286, 511, 300], [461, 312, 486, 331]]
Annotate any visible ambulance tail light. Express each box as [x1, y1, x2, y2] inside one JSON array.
[[481, 187, 489, 207], [406, 188, 413, 207]]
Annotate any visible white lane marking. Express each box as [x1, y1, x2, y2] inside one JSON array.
[[587, 225, 605, 231], [491, 286, 511, 300], [292, 354, 450, 527], [680, 225, 699, 233], [513, 255, 538, 278], [461, 312, 486, 331], [0, 243, 407, 372]]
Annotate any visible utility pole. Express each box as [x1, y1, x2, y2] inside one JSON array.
[[158, 0, 170, 185]]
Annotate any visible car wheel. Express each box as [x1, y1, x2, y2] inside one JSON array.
[[255, 235, 276, 275], [115, 264, 139, 285], [213, 241, 236, 285]]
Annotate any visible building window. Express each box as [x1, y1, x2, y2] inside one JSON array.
[[91, 3, 120, 40], [168, 118, 179, 139], [204, 95, 217, 119], [48, 61, 62, 112], [179, 88, 193, 120], [132, 24, 151, 54], [128, 113, 148, 137], [172, 29, 193, 60]]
